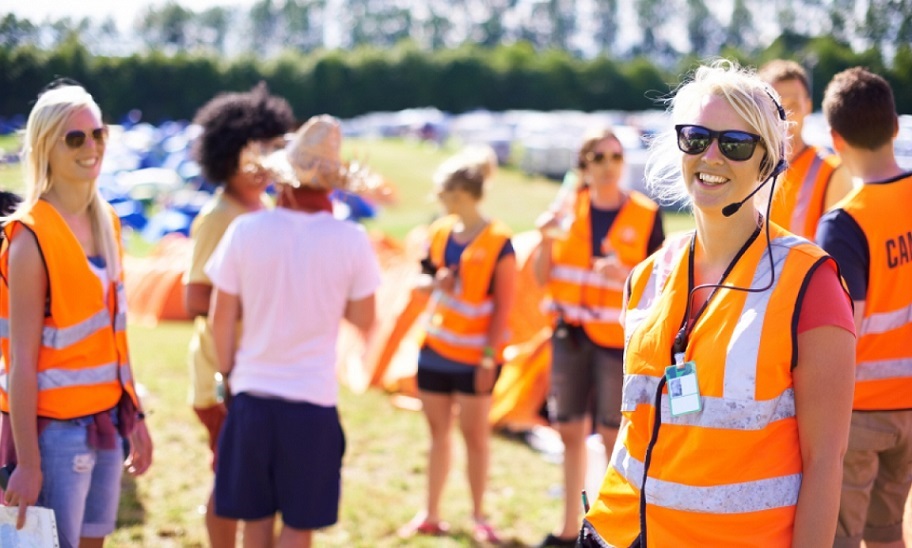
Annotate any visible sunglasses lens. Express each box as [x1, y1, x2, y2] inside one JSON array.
[[64, 131, 86, 148], [91, 127, 107, 146], [678, 126, 711, 154], [719, 132, 758, 161]]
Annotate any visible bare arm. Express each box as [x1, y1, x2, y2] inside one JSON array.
[[476, 252, 517, 393], [486, 253, 517, 352], [823, 165, 855, 211], [531, 236, 553, 286], [183, 282, 212, 317], [4, 230, 46, 528], [792, 324, 855, 547], [344, 294, 376, 338], [209, 289, 240, 376]]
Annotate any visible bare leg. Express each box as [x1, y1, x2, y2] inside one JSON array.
[[80, 538, 104, 548], [207, 489, 239, 548], [419, 390, 456, 524], [276, 524, 313, 548], [243, 516, 277, 548], [555, 418, 589, 540], [456, 392, 493, 520]]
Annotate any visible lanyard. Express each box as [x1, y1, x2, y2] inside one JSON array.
[[671, 222, 763, 358]]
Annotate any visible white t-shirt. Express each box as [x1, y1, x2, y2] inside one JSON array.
[[205, 208, 382, 406]]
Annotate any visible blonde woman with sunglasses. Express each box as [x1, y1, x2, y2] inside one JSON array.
[[579, 60, 855, 547], [0, 82, 153, 548], [532, 128, 664, 547]]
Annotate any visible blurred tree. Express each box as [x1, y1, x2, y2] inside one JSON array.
[[0, 14, 39, 48], [592, 0, 619, 54], [725, 0, 756, 53], [136, 1, 194, 52], [686, 0, 721, 58]]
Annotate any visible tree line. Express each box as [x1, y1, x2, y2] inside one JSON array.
[[1, 35, 910, 124]]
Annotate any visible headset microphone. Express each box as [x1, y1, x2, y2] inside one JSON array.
[[721, 159, 786, 217]]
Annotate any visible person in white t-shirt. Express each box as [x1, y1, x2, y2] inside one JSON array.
[[205, 115, 382, 548]]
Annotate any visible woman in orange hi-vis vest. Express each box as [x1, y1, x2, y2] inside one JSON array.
[[0, 82, 153, 548], [580, 60, 856, 547], [532, 128, 664, 547], [399, 146, 516, 544]]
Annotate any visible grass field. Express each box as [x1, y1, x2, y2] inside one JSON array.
[[0, 135, 695, 546]]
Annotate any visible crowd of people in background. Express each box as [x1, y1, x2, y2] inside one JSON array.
[[0, 57, 909, 548]]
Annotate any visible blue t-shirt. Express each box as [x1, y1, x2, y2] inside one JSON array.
[[590, 204, 665, 257], [419, 234, 515, 372]]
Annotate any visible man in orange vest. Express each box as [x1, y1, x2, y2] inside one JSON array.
[[816, 67, 912, 548], [759, 59, 853, 238]]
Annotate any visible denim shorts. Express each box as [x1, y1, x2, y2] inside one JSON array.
[[37, 415, 124, 548]]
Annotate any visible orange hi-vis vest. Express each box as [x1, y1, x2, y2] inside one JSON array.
[[838, 175, 912, 410], [0, 200, 139, 420], [584, 225, 840, 547], [770, 146, 840, 238], [423, 215, 512, 364], [547, 188, 658, 348]]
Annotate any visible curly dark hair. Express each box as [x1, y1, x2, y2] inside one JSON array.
[[191, 82, 296, 184]]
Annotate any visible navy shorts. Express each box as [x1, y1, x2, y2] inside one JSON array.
[[417, 366, 502, 395], [214, 393, 346, 530]]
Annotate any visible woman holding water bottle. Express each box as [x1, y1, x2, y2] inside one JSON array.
[[532, 128, 664, 547]]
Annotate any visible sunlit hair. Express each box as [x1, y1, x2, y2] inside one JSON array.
[[6, 84, 120, 278], [645, 59, 790, 208], [433, 144, 498, 200]]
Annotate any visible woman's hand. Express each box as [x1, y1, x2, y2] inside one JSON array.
[[474, 366, 497, 394], [4, 465, 42, 529], [125, 419, 154, 476], [435, 267, 458, 294], [591, 254, 629, 284]]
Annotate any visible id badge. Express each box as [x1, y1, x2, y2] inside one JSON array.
[[664, 361, 702, 416]]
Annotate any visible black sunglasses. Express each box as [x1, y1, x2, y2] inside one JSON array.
[[62, 127, 107, 149], [588, 151, 624, 164], [675, 124, 762, 161]]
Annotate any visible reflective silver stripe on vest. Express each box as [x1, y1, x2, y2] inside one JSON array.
[[723, 235, 803, 400], [861, 303, 912, 336], [547, 302, 622, 324], [120, 363, 133, 384], [550, 265, 625, 291], [424, 325, 487, 349], [114, 312, 126, 333], [433, 291, 494, 318], [624, 236, 689, 341], [856, 358, 912, 381], [789, 153, 824, 232], [621, 374, 795, 430], [0, 309, 112, 351], [43, 308, 112, 350], [38, 361, 119, 390], [611, 443, 801, 513], [0, 370, 6, 393]]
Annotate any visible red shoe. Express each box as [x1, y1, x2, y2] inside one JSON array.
[[397, 515, 450, 538], [472, 520, 502, 544]]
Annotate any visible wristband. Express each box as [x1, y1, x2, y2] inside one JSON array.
[[482, 346, 495, 358]]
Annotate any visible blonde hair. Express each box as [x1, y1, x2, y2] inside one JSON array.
[[645, 59, 790, 208], [433, 144, 498, 199], [7, 85, 120, 279]]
